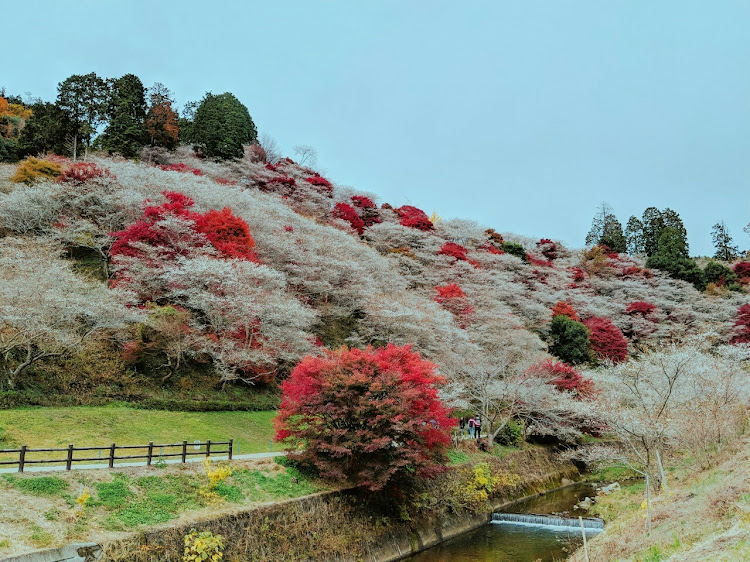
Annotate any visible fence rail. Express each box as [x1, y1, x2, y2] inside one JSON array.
[[0, 439, 233, 472]]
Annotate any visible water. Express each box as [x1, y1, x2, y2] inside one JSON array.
[[405, 483, 599, 562]]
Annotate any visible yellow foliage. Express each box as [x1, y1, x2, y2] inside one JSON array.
[[183, 529, 224, 562], [452, 462, 521, 511], [6, 103, 32, 120], [74, 487, 91, 519], [581, 245, 609, 276], [11, 157, 62, 184], [202, 457, 232, 489], [429, 211, 442, 224]]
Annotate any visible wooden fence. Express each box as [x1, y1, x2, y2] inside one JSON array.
[[0, 439, 233, 472]]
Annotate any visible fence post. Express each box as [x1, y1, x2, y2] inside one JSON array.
[[66, 444, 74, 470], [206, 440, 211, 458], [182, 440, 187, 464], [147, 442, 154, 466], [109, 443, 116, 468], [228, 439, 233, 461], [18, 445, 26, 473]]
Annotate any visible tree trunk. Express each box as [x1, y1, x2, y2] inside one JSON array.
[[73, 135, 77, 161]]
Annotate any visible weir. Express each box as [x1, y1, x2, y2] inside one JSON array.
[[491, 512, 604, 532]]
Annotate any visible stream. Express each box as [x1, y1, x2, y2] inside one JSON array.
[[404, 482, 600, 562]]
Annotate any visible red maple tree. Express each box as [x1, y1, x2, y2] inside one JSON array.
[[332, 202, 365, 235], [583, 316, 628, 363], [551, 301, 580, 322], [274, 344, 455, 492]]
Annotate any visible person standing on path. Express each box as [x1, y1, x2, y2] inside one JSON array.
[[474, 415, 482, 441], [468, 416, 476, 438]]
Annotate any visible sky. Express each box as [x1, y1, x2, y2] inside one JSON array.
[[3, 0, 749, 256]]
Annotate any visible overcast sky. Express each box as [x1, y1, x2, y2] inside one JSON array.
[[4, 0, 749, 255]]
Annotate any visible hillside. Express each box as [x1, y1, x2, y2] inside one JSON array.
[[0, 149, 747, 407]]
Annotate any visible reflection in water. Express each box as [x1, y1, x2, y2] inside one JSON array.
[[406, 483, 598, 562]]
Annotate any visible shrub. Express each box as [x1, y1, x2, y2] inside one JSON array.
[[274, 344, 455, 492], [305, 175, 333, 196], [501, 242, 529, 263], [183, 529, 224, 562], [703, 261, 737, 287], [584, 316, 628, 364], [548, 315, 591, 365], [351, 195, 381, 227], [159, 163, 203, 176], [438, 242, 469, 262], [536, 238, 558, 260], [331, 202, 365, 235], [625, 301, 658, 319], [494, 420, 524, 446], [732, 261, 750, 284], [730, 304, 750, 344], [551, 301, 579, 322], [10, 157, 62, 184], [194, 207, 259, 261], [525, 359, 596, 398], [434, 284, 474, 328], [396, 205, 434, 231], [58, 162, 113, 185]]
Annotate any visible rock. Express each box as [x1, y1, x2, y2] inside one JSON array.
[[561, 477, 574, 486], [575, 496, 594, 511], [597, 482, 621, 496]]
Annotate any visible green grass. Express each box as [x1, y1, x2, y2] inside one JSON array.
[[447, 449, 469, 465], [1, 475, 68, 496], [231, 467, 320, 500], [29, 525, 53, 548], [94, 474, 133, 509], [0, 405, 276, 457]]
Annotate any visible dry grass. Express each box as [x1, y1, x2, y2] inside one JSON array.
[[569, 435, 750, 561]]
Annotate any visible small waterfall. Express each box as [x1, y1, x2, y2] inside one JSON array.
[[491, 513, 604, 532]]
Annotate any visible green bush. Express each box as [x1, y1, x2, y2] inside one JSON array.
[[548, 315, 591, 365], [494, 420, 524, 447], [501, 242, 529, 263], [703, 261, 737, 287], [0, 137, 18, 162]]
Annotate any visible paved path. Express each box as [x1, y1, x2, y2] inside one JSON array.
[[0, 451, 285, 474]]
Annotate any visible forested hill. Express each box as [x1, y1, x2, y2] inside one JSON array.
[[1, 145, 748, 405]]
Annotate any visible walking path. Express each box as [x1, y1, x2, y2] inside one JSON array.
[[0, 451, 285, 474]]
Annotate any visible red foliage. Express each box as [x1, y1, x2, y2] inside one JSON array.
[[159, 163, 203, 176], [526, 359, 597, 399], [396, 205, 434, 231], [484, 245, 505, 255], [58, 162, 113, 185], [536, 238, 558, 260], [733, 262, 750, 284], [568, 267, 586, 282], [332, 202, 365, 235], [551, 302, 580, 322], [438, 242, 469, 262], [583, 317, 628, 364], [625, 301, 658, 319], [730, 304, 750, 344], [273, 345, 455, 491], [527, 254, 552, 267], [434, 284, 474, 328], [214, 177, 237, 186], [193, 207, 259, 261], [111, 191, 257, 262], [351, 195, 381, 227], [620, 265, 653, 278], [264, 163, 278, 172], [305, 175, 333, 196]]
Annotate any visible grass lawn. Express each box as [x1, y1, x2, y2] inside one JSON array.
[[0, 405, 277, 458]]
